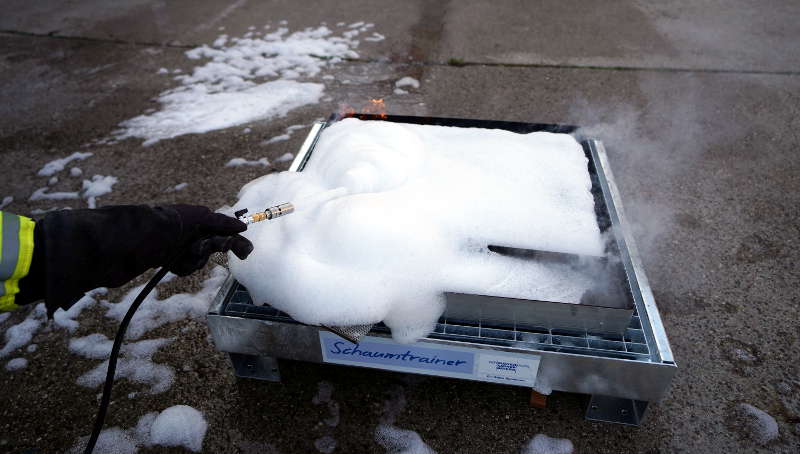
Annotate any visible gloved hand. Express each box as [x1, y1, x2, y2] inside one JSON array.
[[17, 205, 253, 315], [166, 205, 253, 276]]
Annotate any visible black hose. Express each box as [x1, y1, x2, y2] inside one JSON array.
[[83, 266, 171, 454]]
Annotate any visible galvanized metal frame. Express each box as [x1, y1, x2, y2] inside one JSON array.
[[207, 119, 677, 425]]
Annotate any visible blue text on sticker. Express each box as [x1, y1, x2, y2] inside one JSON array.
[[321, 334, 474, 374]]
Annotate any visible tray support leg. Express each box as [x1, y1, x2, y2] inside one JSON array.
[[585, 395, 648, 426], [229, 353, 281, 382]]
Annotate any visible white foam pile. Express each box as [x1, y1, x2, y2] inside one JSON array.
[[149, 405, 208, 452], [375, 425, 436, 454], [263, 134, 290, 144], [0, 303, 46, 358], [262, 124, 307, 146], [226, 157, 270, 167], [83, 175, 119, 208], [365, 32, 385, 42], [0, 196, 13, 209], [72, 334, 175, 394], [394, 76, 420, 95], [30, 175, 118, 208], [70, 405, 207, 453], [166, 182, 189, 192], [29, 187, 79, 201], [111, 24, 374, 145], [5, 357, 28, 371], [53, 288, 108, 332], [521, 434, 574, 454], [37, 151, 93, 176], [230, 119, 603, 342], [103, 266, 226, 339], [736, 403, 779, 445]]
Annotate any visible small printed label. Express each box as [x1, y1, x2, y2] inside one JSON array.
[[476, 353, 540, 386], [319, 332, 540, 387], [320, 332, 474, 376]]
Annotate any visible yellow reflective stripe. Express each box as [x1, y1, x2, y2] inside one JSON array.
[[0, 213, 35, 312]]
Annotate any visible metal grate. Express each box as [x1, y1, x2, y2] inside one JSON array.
[[223, 282, 652, 362]]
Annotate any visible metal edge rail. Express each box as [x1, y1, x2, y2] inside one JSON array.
[[289, 122, 325, 172], [585, 140, 675, 365]]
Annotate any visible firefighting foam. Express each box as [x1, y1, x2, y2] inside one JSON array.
[[230, 118, 603, 343]]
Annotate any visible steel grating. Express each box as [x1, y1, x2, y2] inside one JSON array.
[[222, 281, 652, 362]]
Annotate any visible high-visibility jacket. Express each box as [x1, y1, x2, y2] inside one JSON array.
[[0, 211, 35, 312]]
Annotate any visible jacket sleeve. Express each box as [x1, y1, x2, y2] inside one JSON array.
[[0, 211, 36, 312]]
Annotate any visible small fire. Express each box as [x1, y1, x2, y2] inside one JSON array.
[[337, 98, 387, 119], [362, 98, 387, 119]]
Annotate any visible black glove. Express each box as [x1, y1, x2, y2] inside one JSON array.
[[166, 205, 253, 275], [17, 205, 253, 315]]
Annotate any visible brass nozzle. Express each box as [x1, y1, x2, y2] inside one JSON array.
[[243, 202, 294, 224], [265, 202, 294, 220]]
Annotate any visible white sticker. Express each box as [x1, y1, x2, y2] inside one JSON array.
[[477, 353, 540, 386]]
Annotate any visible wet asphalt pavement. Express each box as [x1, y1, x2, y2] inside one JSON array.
[[1, 1, 799, 453]]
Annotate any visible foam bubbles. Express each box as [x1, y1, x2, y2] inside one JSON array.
[[521, 434, 574, 454], [375, 425, 436, 454], [149, 405, 208, 452], [5, 357, 28, 371], [736, 403, 779, 445], [0, 303, 46, 358], [231, 119, 603, 342]]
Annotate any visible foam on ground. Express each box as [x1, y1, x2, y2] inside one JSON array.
[[70, 406, 205, 453], [0, 304, 46, 358], [53, 288, 107, 332], [736, 403, 779, 445], [29, 187, 80, 201], [74, 335, 175, 394], [521, 434, 574, 454], [70, 427, 138, 454], [227, 157, 270, 167], [103, 266, 227, 339], [230, 119, 603, 342], [37, 151, 93, 176], [116, 81, 323, 146], [375, 425, 436, 454], [110, 24, 377, 145], [149, 405, 207, 452], [5, 357, 28, 371], [83, 175, 119, 208], [0, 196, 12, 210], [395, 77, 420, 89]]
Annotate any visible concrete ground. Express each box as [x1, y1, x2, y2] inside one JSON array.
[[1, 1, 799, 452]]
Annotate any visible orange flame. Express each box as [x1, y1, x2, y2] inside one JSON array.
[[362, 98, 387, 119], [337, 98, 387, 119]]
